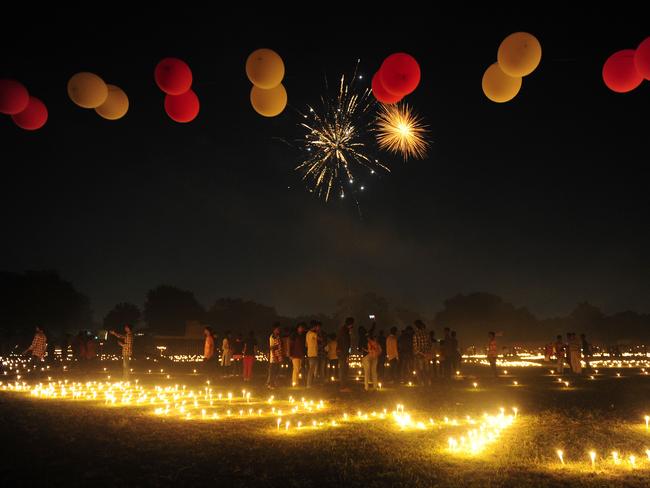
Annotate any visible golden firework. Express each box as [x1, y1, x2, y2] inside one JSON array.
[[296, 72, 389, 201], [375, 103, 429, 160]]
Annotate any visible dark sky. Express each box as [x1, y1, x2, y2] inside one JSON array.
[[1, 10, 649, 320]]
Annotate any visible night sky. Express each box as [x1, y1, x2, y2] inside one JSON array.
[[1, 10, 648, 320]]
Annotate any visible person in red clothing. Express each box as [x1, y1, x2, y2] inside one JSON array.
[[203, 327, 215, 375], [242, 330, 257, 382], [23, 326, 47, 361]]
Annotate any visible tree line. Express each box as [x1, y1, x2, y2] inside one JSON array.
[[2, 270, 650, 347]]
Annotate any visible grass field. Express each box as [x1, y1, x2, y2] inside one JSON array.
[[2, 362, 650, 487]]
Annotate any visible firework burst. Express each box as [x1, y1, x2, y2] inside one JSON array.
[[296, 72, 389, 201], [375, 103, 429, 160]]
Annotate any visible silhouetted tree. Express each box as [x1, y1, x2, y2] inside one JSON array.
[[335, 292, 394, 329], [144, 285, 205, 335], [0, 270, 92, 340], [207, 298, 282, 334], [104, 302, 141, 332], [434, 292, 538, 345]]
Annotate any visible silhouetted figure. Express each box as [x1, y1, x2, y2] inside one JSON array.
[[337, 317, 354, 391], [487, 331, 498, 378], [289, 323, 306, 387], [364, 331, 382, 391], [399, 326, 414, 382], [221, 331, 232, 375], [306, 322, 320, 388], [386, 327, 399, 383], [242, 330, 257, 382], [580, 333, 591, 371], [377, 329, 387, 381], [554, 335, 566, 374]]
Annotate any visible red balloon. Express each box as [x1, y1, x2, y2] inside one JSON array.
[[11, 96, 48, 130], [0, 79, 30, 115], [155, 57, 193, 95], [164, 89, 199, 123], [379, 53, 421, 96], [371, 72, 402, 104], [634, 37, 650, 80], [602, 49, 643, 93]]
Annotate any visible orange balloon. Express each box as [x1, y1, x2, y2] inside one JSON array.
[[67, 72, 108, 108], [482, 63, 522, 103], [250, 84, 287, 117], [95, 85, 129, 120], [246, 48, 285, 89], [497, 32, 542, 77]]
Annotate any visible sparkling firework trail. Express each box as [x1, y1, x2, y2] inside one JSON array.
[[296, 69, 389, 201], [375, 103, 429, 161]]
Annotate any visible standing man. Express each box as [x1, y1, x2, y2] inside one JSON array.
[[306, 322, 319, 388], [110, 324, 133, 380], [221, 331, 232, 376], [413, 320, 431, 386], [554, 334, 566, 374], [337, 317, 354, 392], [386, 327, 399, 384], [580, 333, 591, 372], [487, 331, 498, 378], [203, 327, 215, 375], [242, 330, 257, 383], [267, 324, 283, 389], [23, 326, 47, 362], [289, 323, 306, 387]]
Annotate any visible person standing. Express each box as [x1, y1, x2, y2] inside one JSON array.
[[242, 330, 257, 382], [289, 323, 306, 387], [267, 324, 283, 388], [580, 333, 591, 371], [23, 326, 47, 362], [325, 333, 338, 378], [364, 332, 382, 391], [306, 322, 319, 388], [399, 326, 414, 383], [231, 333, 244, 378], [203, 327, 215, 375], [451, 330, 460, 374], [554, 335, 566, 374], [317, 322, 327, 381], [413, 320, 431, 386], [487, 331, 498, 378], [110, 324, 133, 380], [377, 329, 387, 381], [386, 327, 399, 384], [221, 331, 232, 376], [569, 333, 582, 374], [337, 317, 354, 391]]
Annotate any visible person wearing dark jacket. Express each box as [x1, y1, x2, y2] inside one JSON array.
[[289, 323, 306, 386], [337, 317, 354, 391]]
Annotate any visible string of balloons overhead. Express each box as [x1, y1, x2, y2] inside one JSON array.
[[1, 35, 648, 131]]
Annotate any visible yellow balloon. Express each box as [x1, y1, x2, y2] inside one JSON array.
[[246, 48, 285, 89], [497, 32, 542, 77], [250, 84, 287, 117], [482, 63, 522, 103], [95, 85, 129, 120], [67, 72, 108, 109]]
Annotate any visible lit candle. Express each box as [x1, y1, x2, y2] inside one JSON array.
[[557, 450, 564, 465], [589, 451, 596, 469]]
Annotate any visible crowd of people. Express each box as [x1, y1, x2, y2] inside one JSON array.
[[18, 321, 600, 385], [202, 318, 473, 390]]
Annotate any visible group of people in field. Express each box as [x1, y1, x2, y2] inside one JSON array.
[[202, 318, 487, 391], [547, 332, 592, 374], [22, 320, 596, 386]]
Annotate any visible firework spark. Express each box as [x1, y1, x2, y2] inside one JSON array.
[[296, 72, 389, 201], [375, 103, 429, 160]]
